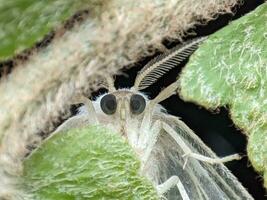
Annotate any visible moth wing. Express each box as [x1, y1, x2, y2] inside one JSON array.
[[148, 113, 253, 200], [53, 114, 92, 134]]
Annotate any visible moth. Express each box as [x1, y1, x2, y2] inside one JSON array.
[[54, 38, 253, 200]]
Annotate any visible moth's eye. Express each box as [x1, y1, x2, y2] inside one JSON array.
[[130, 94, 146, 115], [100, 94, 117, 115]]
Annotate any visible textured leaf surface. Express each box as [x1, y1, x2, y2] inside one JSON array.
[[0, 0, 94, 60], [22, 126, 158, 200], [179, 4, 267, 186]]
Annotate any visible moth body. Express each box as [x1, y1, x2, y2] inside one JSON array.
[[52, 38, 253, 199], [55, 82, 247, 199]]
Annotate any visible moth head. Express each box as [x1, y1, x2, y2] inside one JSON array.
[[96, 38, 205, 120], [99, 89, 147, 121]]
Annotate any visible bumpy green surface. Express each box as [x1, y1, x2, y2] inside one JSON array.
[[179, 4, 267, 186], [0, 0, 95, 60], [23, 126, 158, 200]]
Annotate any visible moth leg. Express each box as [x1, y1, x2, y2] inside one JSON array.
[[54, 96, 98, 133], [182, 152, 241, 165], [157, 176, 190, 200], [161, 122, 241, 167], [139, 81, 180, 144], [72, 95, 99, 124]]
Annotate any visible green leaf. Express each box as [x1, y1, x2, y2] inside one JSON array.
[[0, 0, 96, 61], [179, 4, 267, 186], [22, 126, 158, 200]]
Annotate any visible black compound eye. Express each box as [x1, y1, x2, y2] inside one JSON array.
[[100, 94, 117, 115], [130, 94, 146, 115]]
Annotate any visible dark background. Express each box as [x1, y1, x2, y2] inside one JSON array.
[[110, 1, 265, 199]]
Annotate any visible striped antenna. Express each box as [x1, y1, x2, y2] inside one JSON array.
[[133, 37, 206, 90]]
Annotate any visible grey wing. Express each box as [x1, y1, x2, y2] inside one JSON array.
[[147, 114, 253, 200]]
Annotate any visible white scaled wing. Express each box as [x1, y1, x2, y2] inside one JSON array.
[[144, 113, 253, 200]]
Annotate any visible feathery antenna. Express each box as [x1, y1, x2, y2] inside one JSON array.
[[133, 37, 207, 90]]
